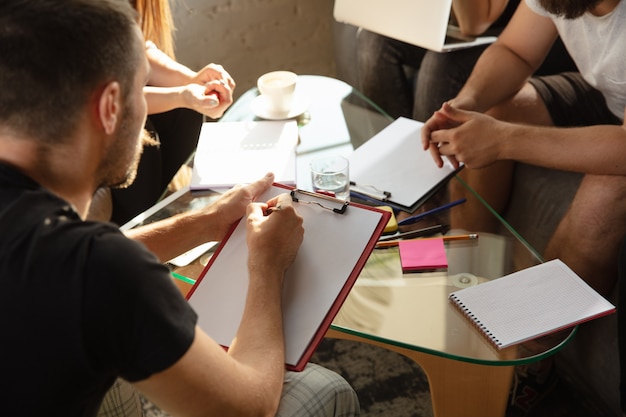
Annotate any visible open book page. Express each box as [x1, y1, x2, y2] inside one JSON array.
[[186, 185, 390, 370], [349, 117, 461, 212], [191, 120, 298, 191], [449, 259, 616, 349]]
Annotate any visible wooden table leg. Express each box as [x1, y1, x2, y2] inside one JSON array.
[[325, 328, 514, 417]]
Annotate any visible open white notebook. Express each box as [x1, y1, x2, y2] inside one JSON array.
[[187, 184, 390, 371], [349, 117, 462, 212], [190, 120, 298, 191], [449, 259, 616, 349]]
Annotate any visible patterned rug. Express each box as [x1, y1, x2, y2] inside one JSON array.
[[141, 338, 607, 417], [310, 339, 433, 417], [140, 338, 432, 417]]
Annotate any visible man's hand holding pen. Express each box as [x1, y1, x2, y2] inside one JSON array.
[[247, 193, 304, 277]]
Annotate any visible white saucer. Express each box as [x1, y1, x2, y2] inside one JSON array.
[[251, 94, 310, 120]]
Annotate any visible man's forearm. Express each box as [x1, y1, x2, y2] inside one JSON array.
[[454, 42, 535, 112], [228, 265, 286, 410], [229, 266, 286, 363], [502, 123, 626, 175], [125, 209, 219, 263]]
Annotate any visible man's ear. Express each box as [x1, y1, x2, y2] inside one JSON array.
[[97, 81, 121, 135]]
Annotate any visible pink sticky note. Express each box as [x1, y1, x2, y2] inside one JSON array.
[[398, 238, 448, 272]]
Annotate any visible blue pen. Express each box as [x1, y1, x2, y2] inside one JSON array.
[[349, 190, 406, 212], [397, 198, 466, 226], [349, 190, 386, 205]]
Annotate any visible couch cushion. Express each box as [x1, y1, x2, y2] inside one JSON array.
[[504, 163, 583, 255]]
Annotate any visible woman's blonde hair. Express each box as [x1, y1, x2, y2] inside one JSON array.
[[131, 0, 176, 58]]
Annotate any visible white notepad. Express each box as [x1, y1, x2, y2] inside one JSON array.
[[349, 117, 461, 212], [191, 120, 298, 191], [448, 259, 616, 349]]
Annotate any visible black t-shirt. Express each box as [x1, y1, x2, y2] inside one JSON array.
[[0, 163, 198, 416]]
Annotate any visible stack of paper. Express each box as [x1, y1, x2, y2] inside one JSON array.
[[191, 120, 298, 191]]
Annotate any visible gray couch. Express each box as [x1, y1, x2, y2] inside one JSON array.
[[507, 164, 620, 416], [332, 20, 621, 416]]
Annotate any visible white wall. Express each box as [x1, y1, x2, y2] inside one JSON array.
[[171, 0, 337, 99]]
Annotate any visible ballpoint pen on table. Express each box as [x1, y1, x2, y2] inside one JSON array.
[[378, 224, 449, 242], [349, 189, 385, 205], [375, 233, 479, 249], [397, 198, 466, 227]]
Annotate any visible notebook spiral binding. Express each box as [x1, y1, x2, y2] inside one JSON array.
[[448, 293, 504, 348]]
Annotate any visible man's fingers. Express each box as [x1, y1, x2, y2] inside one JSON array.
[[243, 173, 274, 198], [440, 101, 473, 123]]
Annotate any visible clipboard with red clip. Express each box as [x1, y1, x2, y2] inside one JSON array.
[[186, 183, 390, 371]]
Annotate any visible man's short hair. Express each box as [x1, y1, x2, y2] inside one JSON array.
[[0, 0, 140, 143]]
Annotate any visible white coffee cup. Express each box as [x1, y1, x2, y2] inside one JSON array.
[[257, 71, 297, 115]]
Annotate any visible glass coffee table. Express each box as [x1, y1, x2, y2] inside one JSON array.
[[123, 75, 575, 417]]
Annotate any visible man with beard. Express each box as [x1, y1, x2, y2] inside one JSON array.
[[0, 1, 360, 416], [420, 0, 625, 414]]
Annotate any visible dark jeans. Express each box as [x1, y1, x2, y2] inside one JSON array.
[[356, 29, 576, 122], [110, 108, 203, 225]]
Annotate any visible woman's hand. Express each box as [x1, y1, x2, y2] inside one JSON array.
[[179, 82, 232, 119], [193, 63, 236, 90]]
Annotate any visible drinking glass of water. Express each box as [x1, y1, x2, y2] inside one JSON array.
[[310, 155, 350, 200]]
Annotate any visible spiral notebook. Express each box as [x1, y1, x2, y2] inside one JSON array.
[[186, 184, 390, 371], [448, 259, 615, 349]]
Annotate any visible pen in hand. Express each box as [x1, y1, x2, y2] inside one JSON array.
[[264, 204, 282, 216]]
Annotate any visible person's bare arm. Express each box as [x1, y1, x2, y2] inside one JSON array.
[[133, 194, 304, 417], [421, 2, 558, 165], [452, 0, 510, 36], [421, 2, 558, 167], [145, 41, 196, 87], [453, 2, 558, 112], [427, 103, 626, 175], [124, 173, 274, 263], [144, 42, 235, 117], [143, 82, 232, 119]]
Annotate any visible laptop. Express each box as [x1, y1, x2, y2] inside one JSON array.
[[333, 0, 497, 53]]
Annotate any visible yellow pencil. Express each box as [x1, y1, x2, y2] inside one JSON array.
[[375, 233, 479, 249]]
